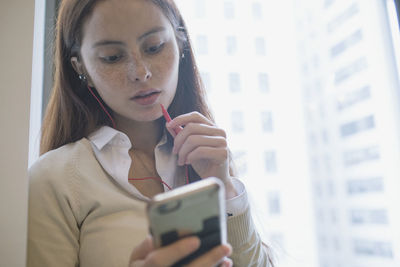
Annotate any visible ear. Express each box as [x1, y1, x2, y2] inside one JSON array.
[[71, 56, 83, 74], [71, 56, 94, 87]]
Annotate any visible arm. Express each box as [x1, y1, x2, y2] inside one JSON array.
[[27, 158, 80, 267], [227, 207, 270, 267], [225, 179, 271, 267], [167, 112, 271, 266]]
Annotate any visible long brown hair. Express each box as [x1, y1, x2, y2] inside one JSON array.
[[40, 0, 212, 156]]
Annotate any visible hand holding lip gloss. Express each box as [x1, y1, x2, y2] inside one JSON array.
[[160, 104, 183, 136]]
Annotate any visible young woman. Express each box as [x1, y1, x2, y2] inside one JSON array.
[[27, 0, 271, 266]]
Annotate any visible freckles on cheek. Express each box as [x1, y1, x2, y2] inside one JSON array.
[[159, 52, 179, 80]]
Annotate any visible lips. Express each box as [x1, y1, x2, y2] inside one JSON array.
[[131, 89, 160, 99], [131, 89, 161, 105]]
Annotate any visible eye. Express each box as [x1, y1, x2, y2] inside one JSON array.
[[145, 43, 165, 54], [100, 54, 123, 63]]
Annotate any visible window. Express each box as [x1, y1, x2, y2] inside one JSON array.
[[340, 115, 375, 137], [324, 0, 335, 8], [261, 111, 273, 132], [224, 1, 235, 19], [226, 36, 237, 55], [194, 0, 206, 18], [330, 209, 338, 223], [196, 35, 208, 55], [252, 2, 263, 20], [228, 73, 241, 92], [327, 179, 335, 196], [327, 3, 360, 32], [334, 57, 368, 85], [231, 111, 244, 133], [350, 209, 388, 224], [347, 177, 384, 194], [343, 146, 380, 166], [353, 239, 393, 258], [268, 192, 281, 215], [331, 29, 363, 58], [255, 37, 266, 56], [337, 85, 371, 110], [264, 151, 277, 173], [258, 73, 269, 92]]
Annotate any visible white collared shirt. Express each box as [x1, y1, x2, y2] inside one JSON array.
[[88, 126, 248, 215]]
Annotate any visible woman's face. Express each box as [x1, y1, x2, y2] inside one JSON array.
[[76, 0, 180, 123]]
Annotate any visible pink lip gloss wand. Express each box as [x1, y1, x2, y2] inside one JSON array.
[[160, 104, 182, 136]]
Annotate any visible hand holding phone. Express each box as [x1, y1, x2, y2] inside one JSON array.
[[146, 178, 227, 266]]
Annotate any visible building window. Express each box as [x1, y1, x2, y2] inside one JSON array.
[[337, 85, 371, 110], [350, 209, 388, 224], [340, 115, 375, 137], [268, 192, 281, 215], [255, 37, 266, 56], [224, 1, 235, 19], [196, 35, 208, 55], [226, 36, 237, 55], [330, 209, 338, 223], [264, 151, 277, 173], [231, 111, 244, 133], [327, 179, 335, 196], [334, 57, 368, 85], [343, 146, 380, 167], [327, 3, 360, 32], [228, 73, 241, 92], [261, 111, 273, 132], [353, 239, 393, 258], [252, 2, 263, 20], [194, 0, 206, 18], [258, 73, 269, 92], [324, 0, 335, 8], [331, 29, 363, 58], [347, 177, 384, 194]]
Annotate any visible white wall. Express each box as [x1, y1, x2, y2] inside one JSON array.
[[0, 0, 35, 266]]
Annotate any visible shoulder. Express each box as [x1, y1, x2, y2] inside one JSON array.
[[28, 138, 94, 187]]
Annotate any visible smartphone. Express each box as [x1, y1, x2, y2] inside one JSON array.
[[147, 177, 227, 266]]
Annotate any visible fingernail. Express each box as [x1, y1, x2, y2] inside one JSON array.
[[188, 237, 200, 250], [223, 244, 232, 255]]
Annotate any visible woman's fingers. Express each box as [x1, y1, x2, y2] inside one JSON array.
[[175, 135, 227, 165], [129, 236, 201, 267], [145, 236, 200, 267], [170, 123, 226, 154], [183, 146, 229, 166], [187, 244, 232, 267], [168, 111, 214, 129], [130, 236, 154, 262]]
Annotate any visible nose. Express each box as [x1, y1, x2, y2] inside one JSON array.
[[128, 57, 152, 82]]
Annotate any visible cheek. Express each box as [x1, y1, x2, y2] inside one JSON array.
[[155, 50, 180, 86], [87, 62, 125, 92]]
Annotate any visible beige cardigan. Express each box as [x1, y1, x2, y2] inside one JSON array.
[[27, 138, 269, 266]]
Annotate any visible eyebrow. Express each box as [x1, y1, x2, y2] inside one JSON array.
[[92, 26, 167, 48]]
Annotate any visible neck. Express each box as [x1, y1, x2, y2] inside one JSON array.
[[115, 117, 163, 154]]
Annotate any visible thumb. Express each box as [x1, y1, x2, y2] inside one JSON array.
[[130, 235, 154, 262]]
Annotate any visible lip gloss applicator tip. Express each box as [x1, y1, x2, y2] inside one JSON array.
[[160, 104, 182, 135]]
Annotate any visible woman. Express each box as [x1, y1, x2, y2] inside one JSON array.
[[27, 0, 271, 266]]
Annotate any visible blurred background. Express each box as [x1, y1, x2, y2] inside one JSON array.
[[174, 1, 400, 266]]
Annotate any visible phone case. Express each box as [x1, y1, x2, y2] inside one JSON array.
[[147, 177, 227, 266]]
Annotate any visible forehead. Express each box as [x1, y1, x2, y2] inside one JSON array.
[[82, 0, 173, 42]]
